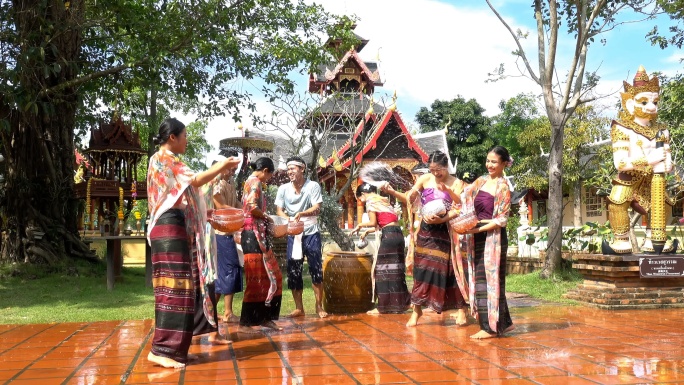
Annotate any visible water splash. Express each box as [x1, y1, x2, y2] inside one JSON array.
[[359, 162, 409, 190]]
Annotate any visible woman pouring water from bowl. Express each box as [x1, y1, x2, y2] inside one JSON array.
[[351, 182, 411, 315]]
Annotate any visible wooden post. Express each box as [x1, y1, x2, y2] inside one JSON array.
[[106, 239, 115, 291], [347, 196, 355, 229]]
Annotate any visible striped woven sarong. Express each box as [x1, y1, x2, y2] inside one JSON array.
[[240, 230, 282, 326], [375, 226, 411, 314], [411, 221, 465, 313], [473, 229, 512, 335], [150, 209, 194, 363]]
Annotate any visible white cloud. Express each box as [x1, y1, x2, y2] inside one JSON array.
[[314, 0, 539, 117], [173, 0, 682, 164]]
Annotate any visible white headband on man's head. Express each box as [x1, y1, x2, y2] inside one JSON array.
[[287, 160, 306, 169]]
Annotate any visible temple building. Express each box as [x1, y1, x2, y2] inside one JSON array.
[[300, 27, 436, 228]]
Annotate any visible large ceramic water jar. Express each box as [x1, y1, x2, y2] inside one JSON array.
[[322, 251, 373, 314]]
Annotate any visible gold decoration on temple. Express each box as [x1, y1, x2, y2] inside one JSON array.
[[331, 150, 343, 171], [388, 90, 397, 111], [612, 146, 629, 153]]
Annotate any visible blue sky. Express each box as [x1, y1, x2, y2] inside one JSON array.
[[197, 0, 683, 164]]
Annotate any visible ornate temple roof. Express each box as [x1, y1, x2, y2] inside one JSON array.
[[325, 109, 429, 169], [413, 130, 457, 174], [86, 117, 145, 154], [308, 50, 382, 94]]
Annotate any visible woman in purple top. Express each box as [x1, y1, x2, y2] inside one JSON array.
[[402, 151, 469, 328], [462, 146, 514, 339]]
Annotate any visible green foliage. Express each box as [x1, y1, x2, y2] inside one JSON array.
[[510, 117, 551, 191], [562, 221, 613, 253], [319, 188, 344, 234], [647, 0, 684, 49], [507, 213, 520, 246], [506, 270, 582, 304], [511, 103, 611, 193], [415, 97, 493, 177], [181, 121, 214, 172], [491, 92, 541, 164]]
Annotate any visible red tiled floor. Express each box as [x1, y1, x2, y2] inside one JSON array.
[[3, 305, 684, 384]]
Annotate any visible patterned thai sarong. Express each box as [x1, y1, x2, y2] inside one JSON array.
[[411, 221, 465, 313], [150, 209, 194, 363], [473, 228, 512, 335], [215, 234, 243, 294], [192, 264, 218, 336], [240, 230, 282, 326], [375, 226, 411, 314]]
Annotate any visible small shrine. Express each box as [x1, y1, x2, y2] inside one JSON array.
[[302, 27, 429, 228], [74, 116, 147, 235]]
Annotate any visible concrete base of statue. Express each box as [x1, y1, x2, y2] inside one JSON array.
[[565, 253, 684, 309]]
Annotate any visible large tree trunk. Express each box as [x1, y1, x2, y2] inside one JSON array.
[[0, 0, 95, 264], [541, 120, 565, 278]]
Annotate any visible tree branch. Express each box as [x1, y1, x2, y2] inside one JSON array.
[[485, 0, 540, 85]]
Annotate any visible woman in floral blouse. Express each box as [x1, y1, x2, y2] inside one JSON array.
[[238, 157, 282, 333], [462, 146, 514, 339], [146, 118, 239, 368]]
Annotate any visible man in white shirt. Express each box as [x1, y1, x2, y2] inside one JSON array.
[[275, 156, 327, 318]]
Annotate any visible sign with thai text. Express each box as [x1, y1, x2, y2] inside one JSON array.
[[639, 256, 684, 278]]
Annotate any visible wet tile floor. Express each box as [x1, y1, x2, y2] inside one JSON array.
[[2, 303, 684, 384]]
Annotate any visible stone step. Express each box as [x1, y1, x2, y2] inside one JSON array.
[[564, 293, 684, 306]]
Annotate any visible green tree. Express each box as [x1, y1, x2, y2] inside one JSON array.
[[0, 0, 356, 264], [486, 0, 660, 278], [182, 121, 213, 173], [415, 97, 493, 177], [491, 93, 541, 168]]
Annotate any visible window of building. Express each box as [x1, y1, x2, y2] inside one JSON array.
[[584, 187, 603, 217]]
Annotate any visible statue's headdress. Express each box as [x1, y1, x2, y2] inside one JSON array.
[[620, 66, 660, 117], [623, 65, 660, 96]]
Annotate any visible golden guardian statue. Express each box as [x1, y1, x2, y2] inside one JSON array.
[[603, 66, 675, 255]]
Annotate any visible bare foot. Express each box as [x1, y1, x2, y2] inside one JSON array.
[[316, 306, 328, 319], [208, 332, 232, 345], [222, 314, 240, 324], [366, 309, 380, 315], [470, 330, 496, 339], [286, 309, 305, 318], [261, 320, 283, 331], [147, 352, 185, 368], [503, 325, 515, 333], [454, 309, 468, 326], [406, 307, 422, 327], [238, 325, 261, 334]]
